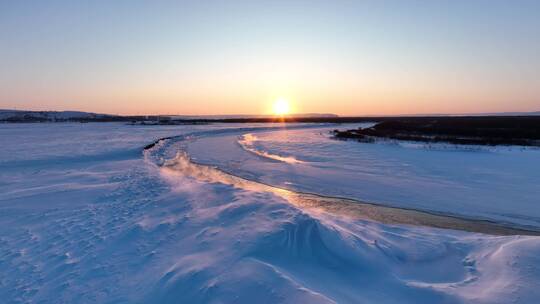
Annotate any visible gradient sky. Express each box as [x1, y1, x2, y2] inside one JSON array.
[[1, 0, 539, 115]]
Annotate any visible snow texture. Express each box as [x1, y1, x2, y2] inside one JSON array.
[[1, 122, 539, 303]]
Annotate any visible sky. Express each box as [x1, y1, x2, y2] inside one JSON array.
[[1, 0, 539, 116]]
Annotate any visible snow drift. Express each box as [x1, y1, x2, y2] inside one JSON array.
[[1, 123, 539, 303]]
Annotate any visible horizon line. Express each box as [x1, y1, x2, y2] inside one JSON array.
[[2, 108, 540, 118]]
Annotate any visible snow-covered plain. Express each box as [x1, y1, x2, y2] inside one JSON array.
[[1, 122, 540, 303]]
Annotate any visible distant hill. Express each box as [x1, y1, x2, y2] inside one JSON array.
[[169, 113, 339, 119], [480, 111, 540, 116], [0, 110, 119, 122], [0, 110, 339, 123], [391, 111, 540, 117]]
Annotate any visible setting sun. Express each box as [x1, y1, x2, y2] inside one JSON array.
[[272, 98, 291, 116]]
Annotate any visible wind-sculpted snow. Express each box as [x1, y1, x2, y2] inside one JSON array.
[[147, 130, 540, 303], [1, 123, 540, 303], [151, 148, 538, 236]]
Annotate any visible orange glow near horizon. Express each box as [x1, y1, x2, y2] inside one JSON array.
[[1, 2, 540, 116], [272, 98, 291, 116]]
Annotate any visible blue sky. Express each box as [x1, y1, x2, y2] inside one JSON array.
[[1, 0, 539, 115]]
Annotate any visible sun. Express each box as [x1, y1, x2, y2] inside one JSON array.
[[272, 98, 290, 116]]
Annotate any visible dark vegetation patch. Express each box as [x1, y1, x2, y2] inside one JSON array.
[[332, 116, 540, 146], [143, 136, 175, 150]]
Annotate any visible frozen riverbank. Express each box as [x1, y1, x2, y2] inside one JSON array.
[[187, 125, 540, 229], [1, 123, 540, 303]]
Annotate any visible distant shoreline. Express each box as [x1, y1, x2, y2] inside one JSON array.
[[332, 116, 540, 147], [3, 113, 540, 125], [1, 108, 540, 124]]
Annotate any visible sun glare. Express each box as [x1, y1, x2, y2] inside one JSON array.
[[272, 98, 290, 116]]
